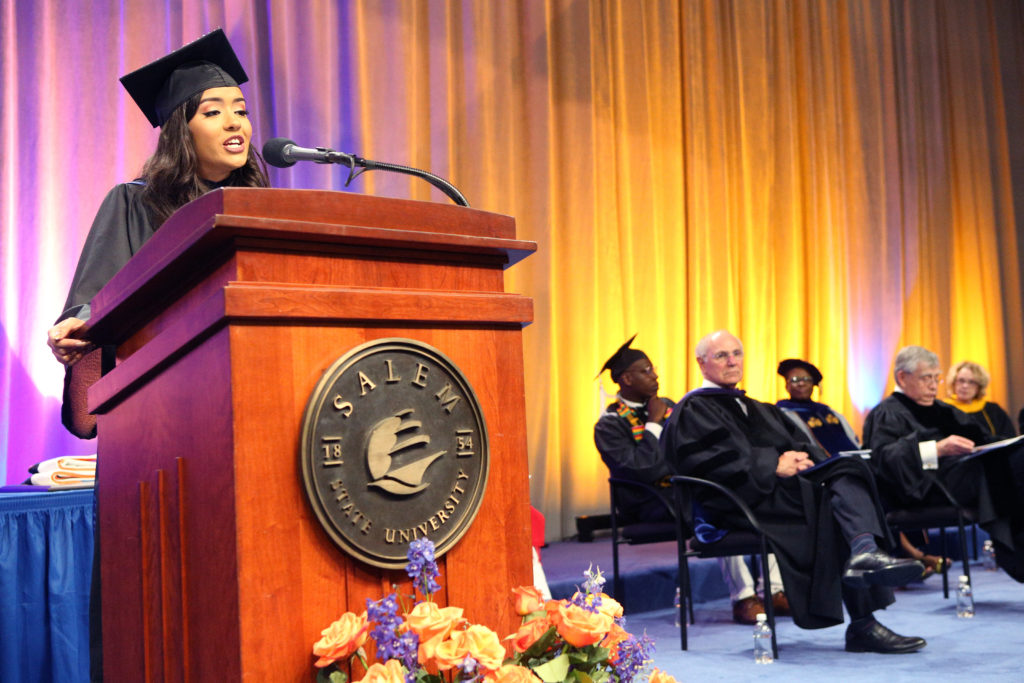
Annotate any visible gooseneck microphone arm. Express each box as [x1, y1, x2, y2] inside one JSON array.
[[351, 156, 469, 208], [261, 138, 469, 207]]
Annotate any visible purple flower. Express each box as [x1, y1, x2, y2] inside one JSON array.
[[406, 538, 442, 596], [366, 593, 418, 663], [570, 564, 606, 613], [581, 564, 606, 595], [612, 633, 655, 683], [458, 655, 481, 681]]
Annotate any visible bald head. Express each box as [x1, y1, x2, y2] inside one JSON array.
[[696, 330, 744, 388]]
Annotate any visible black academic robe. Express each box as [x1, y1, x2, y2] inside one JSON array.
[[962, 401, 1016, 441], [57, 182, 156, 436], [863, 393, 1024, 581], [58, 182, 156, 323], [776, 399, 859, 456], [594, 398, 676, 522], [663, 388, 895, 629]]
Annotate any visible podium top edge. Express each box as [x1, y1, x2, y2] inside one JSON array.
[[174, 188, 517, 240]]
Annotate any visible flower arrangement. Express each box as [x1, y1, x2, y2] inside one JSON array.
[[312, 538, 678, 683]]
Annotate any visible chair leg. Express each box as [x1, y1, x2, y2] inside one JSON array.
[[612, 535, 622, 601], [677, 545, 690, 650], [957, 516, 972, 589], [939, 526, 949, 599]]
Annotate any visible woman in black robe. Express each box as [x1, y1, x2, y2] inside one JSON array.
[[46, 29, 269, 437]]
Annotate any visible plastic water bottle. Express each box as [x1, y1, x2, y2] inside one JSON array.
[[673, 586, 681, 627], [956, 575, 975, 618], [982, 539, 997, 571], [753, 613, 773, 664]]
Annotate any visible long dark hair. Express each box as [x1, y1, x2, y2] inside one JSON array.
[[140, 91, 270, 227]]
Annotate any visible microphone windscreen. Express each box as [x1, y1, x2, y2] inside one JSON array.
[[262, 137, 296, 168]]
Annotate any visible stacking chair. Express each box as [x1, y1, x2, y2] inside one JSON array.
[[882, 473, 977, 598], [607, 478, 677, 601], [608, 475, 779, 656], [669, 475, 779, 658]]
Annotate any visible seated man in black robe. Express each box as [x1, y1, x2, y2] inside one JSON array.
[[863, 345, 1024, 582], [594, 336, 676, 523], [662, 330, 926, 653], [594, 336, 787, 625]]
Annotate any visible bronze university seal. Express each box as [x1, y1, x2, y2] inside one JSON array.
[[300, 338, 489, 568]]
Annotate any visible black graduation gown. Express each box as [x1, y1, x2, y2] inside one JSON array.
[[776, 398, 859, 456], [594, 398, 676, 522], [964, 401, 1017, 441], [58, 182, 156, 323], [57, 182, 156, 436], [662, 389, 895, 629], [863, 393, 1024, 581]]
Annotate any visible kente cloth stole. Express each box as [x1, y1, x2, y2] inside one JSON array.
[[615, 401, 672, 442]]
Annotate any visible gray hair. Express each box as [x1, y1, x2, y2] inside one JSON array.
[[893, 345, 940, 381], [695, 330, 743, 360]]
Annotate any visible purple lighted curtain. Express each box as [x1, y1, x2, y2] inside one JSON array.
[[1, 2, 368, 483]]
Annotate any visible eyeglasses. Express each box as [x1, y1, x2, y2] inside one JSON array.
[[787, 376, 813, 385], [912, 373, 944, 386], [954, 377, 979, 386], [709, 349, 743, 362]]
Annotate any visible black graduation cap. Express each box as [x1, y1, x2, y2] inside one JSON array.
[[777, 358, 823, 385], [119, 28, 248, 128], [599, 335, 648, 383]]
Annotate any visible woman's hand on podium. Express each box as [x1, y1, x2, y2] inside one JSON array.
[[47, 317, 94, 367]]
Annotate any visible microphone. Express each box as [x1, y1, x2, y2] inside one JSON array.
[[261, 136, 470, 207], [261, 137, 353, 168]]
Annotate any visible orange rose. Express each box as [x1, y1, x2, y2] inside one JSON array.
[[312, 611, 369, 667], [434, 624, 507, 672], [600, 623, 630, 663], [458, 624, 507, 671], [548, 602, 613, 648], [404, 601, 465, 643], [511, 616, 553, 654], [355, 659, 406, 683], [485, 663, 539, 683], [511, 585, 545, 615], [649, 669, 679, 683], [592, 594, 623, 620], [417, 632, 447, 675]]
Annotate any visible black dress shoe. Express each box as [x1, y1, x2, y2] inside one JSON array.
[[845, 619, 926, 654], [842, 551, 924, 588]]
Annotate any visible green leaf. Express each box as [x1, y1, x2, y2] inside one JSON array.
[[521, 626, 560, 659], [532, 653, 570, 682], [570, 670, 595, 683], [315, 668, 348, 683], [414, 673, 444, 683]]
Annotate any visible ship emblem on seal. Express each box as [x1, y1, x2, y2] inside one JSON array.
[[366, 409, 446, 495], [299, 338, 489, 569]]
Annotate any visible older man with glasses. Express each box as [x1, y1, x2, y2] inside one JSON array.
[[662, 330, 926, 654], [863, 345, 1024, 583]]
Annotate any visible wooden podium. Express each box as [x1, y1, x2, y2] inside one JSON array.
[[86, 189, 536, 681]]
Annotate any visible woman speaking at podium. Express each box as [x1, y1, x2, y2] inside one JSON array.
[[42, 29, 270, 680], [45, 29, 269, 433]]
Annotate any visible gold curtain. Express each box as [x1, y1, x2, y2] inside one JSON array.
[[344, 0, 1024, 538], [7, 0, 1022, 529]]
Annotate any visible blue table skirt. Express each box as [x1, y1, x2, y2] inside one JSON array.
[[0, 490, 94, 682]]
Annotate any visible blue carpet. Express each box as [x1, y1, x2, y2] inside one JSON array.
[[540, 534, 1024, 680]]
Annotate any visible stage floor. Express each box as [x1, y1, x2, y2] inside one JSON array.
[[539, 537, 1024, 680]]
